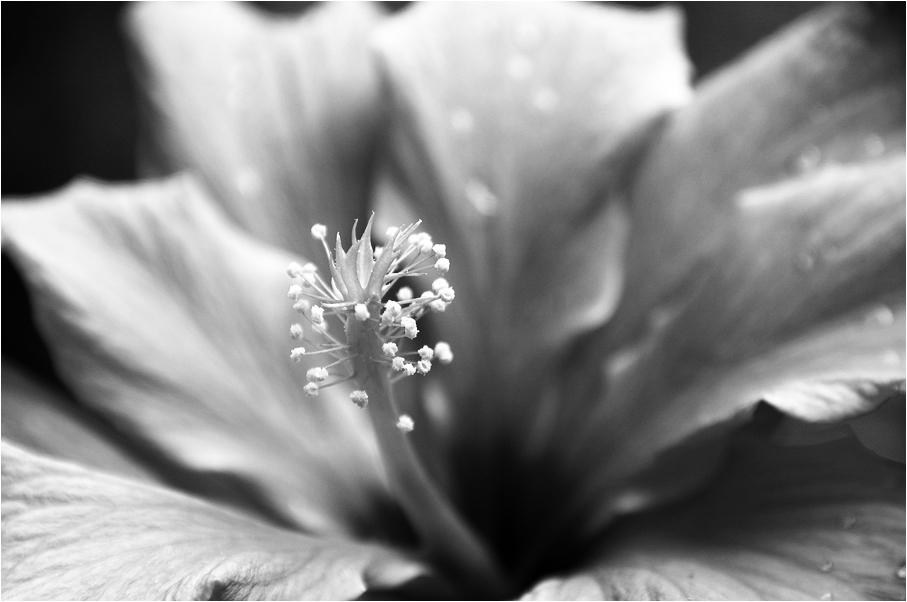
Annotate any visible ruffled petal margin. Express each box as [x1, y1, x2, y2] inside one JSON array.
[[1, 442, 433, 601], [532, 3, 904, 557], [523, 434, 905, 601]]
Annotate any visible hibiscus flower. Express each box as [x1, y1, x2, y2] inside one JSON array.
[[2, 2, 904, 600]]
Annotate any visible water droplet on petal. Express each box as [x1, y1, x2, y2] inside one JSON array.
[[465, 179, 499, 216], [795, 252, 815, 272], [532, 87, 559, 113], [235, 167, 262, 198], [794, 145, 822, 173], [841, 514, 857, 529], [450, 107, 474, 134], [864, 134, 886, 158], [820, 592, 833, 601], [865, 304, 895, 327], [897, 564, 906, 579], [506, 54, 534, 80], [820, 560, 834, 573], [882, 350, 902, 366], [515, 19, 542, 48]]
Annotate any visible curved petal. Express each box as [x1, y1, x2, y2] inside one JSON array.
[[1, 361, 154, 482], [1, 442, 433, 601], [371, 1, 691, 394], [532, 3, 904, 550], [1, 176, 398, 538], [126, 2, 384, 265], [522, 435, 905, 601]]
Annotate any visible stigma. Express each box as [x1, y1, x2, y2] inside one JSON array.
[[284, 217, 455, 419]]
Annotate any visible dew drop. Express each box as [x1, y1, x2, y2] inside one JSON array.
[[865, 304, 895, 327], [820, 560, 834, 573], [450, 107, 475, 134], [506, 54, 534, 80], [863, 134, 885, 158], [465, 179, 499, 216], [793, 145, 822, 173], [795, 252, 815, 272], [882, 350, 902, 366], [532, 87, 559, 113], [820, 592, 833, 601], [841, 514, 857, 529], [897, 564, 906, 579], [235, 167, 263, 198]]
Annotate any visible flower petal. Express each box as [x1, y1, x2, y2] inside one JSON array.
[[2, 176, 396, 538], [127, 2, 384, 264], [575, 1, 902, 519], [1, 442, 433, 601], [508, 4, 904, 570], [371, 1, 691, 389], [2, 361, 154, 482], [522, 435, 905, 601]]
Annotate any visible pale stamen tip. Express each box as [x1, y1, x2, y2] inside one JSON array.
[[416, 359, 432, 375], [287, 284, 303, 300], [396, 414, 415, 432], [383, 342, 399, 358], [310, 305, 325, 324], [290, 347, 306, 361], [303, 382, 319, 397], [401, 317, 419, 339], [311, 224, 327, 240], [306, 367, 329, 383], [286, 262, 304, 278], [435, 258, 450, 274], [290, 324, 305, 340], [350, 390, 369, 409], [418, 346, 434, 361], [397, 287, 414, 301], [434, 341, 453, 364], [431, 278, 450, 293], [391, 356, 406, 371], [432, 244, 446, 258]]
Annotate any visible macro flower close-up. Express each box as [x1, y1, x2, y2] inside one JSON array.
[[1, 2, 904, 600]]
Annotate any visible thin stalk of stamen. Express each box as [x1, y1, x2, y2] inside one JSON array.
[[302, 347, 351, 356], [346, 320, 509, 597]]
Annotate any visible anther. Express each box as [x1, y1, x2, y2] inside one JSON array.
[[354, 303, 370, 322], [397, 287, 413, 301], [430, 300, 447, 312], [434, 342, 453, 364], [401, 317, 419, 339], [417, 359, 432, 375], [306, 367, 329, 382], [382, 301, 402, 325], [392, 356, 406, 371], [383, 342, 399, 357], [350, 390, 369, 409], [290, 347, 306, 361], [432, 244, 446, 258], [311, 224, 327, 240], [439, 287, 455, 302], [310, 305, 325, 324], [403, 364, 417, 376], [293, 300, 310, 313], [418, 346, 434, 361], [303, 382, 319, 397], [290, 324, 305, 340], [435, 258, 450, 273], [287, 284, 303, 300], [286, 262, 305, 278], [396, 414, 415, 432], [432, 278, 449, 293]]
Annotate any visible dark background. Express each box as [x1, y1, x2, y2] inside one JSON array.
[[1, 2, 820, 391]]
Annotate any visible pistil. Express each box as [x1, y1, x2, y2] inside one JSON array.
[[285, 218, 508, 596]]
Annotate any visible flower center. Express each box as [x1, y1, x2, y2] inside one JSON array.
[[285, 217, 508, 596]]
